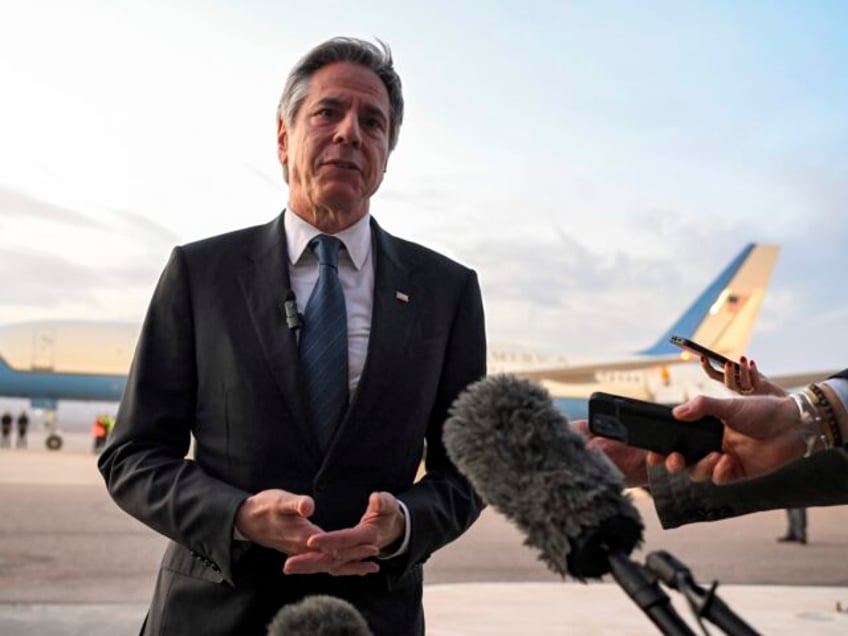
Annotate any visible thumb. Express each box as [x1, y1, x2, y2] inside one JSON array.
[[368, 491, 388, 513], [673, 395, 726, 421], [365, 491, 398, 518], [279, 493, 315, 518]]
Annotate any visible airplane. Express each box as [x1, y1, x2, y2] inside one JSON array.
[[0, 320, 138, 449], [491, 242, 837, 420], [0, 243, 835, 450]]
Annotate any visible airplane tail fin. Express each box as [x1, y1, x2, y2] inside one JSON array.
[[638, 243, 780, 359]]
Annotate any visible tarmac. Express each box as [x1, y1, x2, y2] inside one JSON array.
[[2, 429, 848, 634]]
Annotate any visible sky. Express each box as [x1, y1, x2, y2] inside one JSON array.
[[0, 0, 846, 377]]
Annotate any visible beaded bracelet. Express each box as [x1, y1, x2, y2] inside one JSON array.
[[806, 383, 843, 450]]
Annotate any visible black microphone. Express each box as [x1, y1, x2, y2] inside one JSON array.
[[284, 290, 303, 332], [646, 551, 760, 636], [267, 595, 372, 636], [444, 375, 696, 635]]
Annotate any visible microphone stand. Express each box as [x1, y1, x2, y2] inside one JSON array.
[[608, 551, 697, 636], [646, 550, 760, 636]]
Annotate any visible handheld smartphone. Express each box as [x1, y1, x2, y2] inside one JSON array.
[[588, 391, 723, 464], [669, 335, 740, 374]]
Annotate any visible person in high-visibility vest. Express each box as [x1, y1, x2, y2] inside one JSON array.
[[92, 415, 109, 453], [102, 415, 116, 440]]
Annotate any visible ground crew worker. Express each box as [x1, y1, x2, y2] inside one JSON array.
[[16, 411, 29, 449], [1, 411, 12, 448], [92, 415, 108, 453]]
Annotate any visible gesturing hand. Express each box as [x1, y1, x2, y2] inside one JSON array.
[[283, 491, 405, 577], [235, 489, 325, 557]]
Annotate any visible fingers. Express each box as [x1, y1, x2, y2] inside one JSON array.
[[686, 452, 721, 482], [571, 419, 591, 439], [308, 526, 372, 552], [748, 360, 787, 397], [646, 450, 684, 473], [735, 357, 755, 394], [712, 454, 745, 486], [287, 492, 399, 577], [646, 451, 666, 466], [700, 356, 724, 382], [646, 450, 687, 473], [664, 452, 688, 474], [747, 359, 762, 392], [278, 493, 315, 518], [283, 548, 380, 576], [363, 491, 392, 518], [308, 492, 401, 553], [234, 489, 326, 555], [327, 560, 381, 577]]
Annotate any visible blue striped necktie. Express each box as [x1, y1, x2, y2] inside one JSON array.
[[300, 235, 348, 450]]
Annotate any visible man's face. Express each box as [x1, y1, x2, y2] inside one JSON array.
[[278, 62, 391, 230]]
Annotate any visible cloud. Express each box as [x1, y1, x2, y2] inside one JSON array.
[[107, 207, 181, 247], [0, 247, 103, 307], [0, 186, 103, 229]]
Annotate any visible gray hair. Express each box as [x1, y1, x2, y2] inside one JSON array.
[[277, 37, 404, 182]]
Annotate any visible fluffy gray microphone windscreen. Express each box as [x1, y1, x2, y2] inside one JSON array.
[[267, 595, 372, 636], [443, 374, 643, 579]]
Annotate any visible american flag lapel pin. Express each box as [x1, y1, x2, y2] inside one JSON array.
[[395, 291, 410, 303]]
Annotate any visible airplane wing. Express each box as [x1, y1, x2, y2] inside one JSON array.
[[768, 369, 844, 392], [514, 355, 687, 384]]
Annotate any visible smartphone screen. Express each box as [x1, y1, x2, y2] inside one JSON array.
[[669, 335, 740, 374]]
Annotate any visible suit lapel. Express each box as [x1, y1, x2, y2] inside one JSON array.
[[236, 213, 317, 454]]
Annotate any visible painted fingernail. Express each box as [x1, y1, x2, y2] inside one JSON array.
[[740, 356, 747, 363]]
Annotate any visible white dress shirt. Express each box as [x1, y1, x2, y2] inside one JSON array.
[[285, 210, 374, 397]]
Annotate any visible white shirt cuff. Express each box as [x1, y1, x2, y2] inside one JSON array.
[[378, 499, 411, 559]]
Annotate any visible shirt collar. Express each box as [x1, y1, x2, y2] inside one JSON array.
[[284, 209, 372, 270]]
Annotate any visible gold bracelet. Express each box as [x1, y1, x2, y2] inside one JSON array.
[[807, 383, 843, 449]]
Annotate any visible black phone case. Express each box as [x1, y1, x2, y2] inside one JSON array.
[[588, 391, 723, 464]]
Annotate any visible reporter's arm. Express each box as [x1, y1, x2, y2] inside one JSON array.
[[649, 446, 848, 529]]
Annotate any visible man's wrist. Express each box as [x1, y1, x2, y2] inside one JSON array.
[[378, 499, 410, 559]]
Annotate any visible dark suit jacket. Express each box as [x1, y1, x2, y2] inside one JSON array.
[[98, 213, 486, 635], [651, 369, 848, 528]]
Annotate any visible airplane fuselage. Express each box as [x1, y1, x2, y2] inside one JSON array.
[[0, 320, 137, 406], [0, 358, 125, 402]]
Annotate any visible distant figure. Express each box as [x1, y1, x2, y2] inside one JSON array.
[[779, 507, 807, 545], [92, 415, 109, 453], [16, 411, 29, 449], [102, 414, 116, 441], [1, 411, 12, 448]]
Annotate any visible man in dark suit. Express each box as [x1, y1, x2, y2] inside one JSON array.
[[99, 37, 485, 635]]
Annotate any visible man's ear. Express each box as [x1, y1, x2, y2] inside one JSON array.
[[276, 116, 288, 166]]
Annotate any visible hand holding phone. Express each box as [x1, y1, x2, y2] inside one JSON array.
[[670, 335, 740, 375], [589, 392, 723, 464]]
